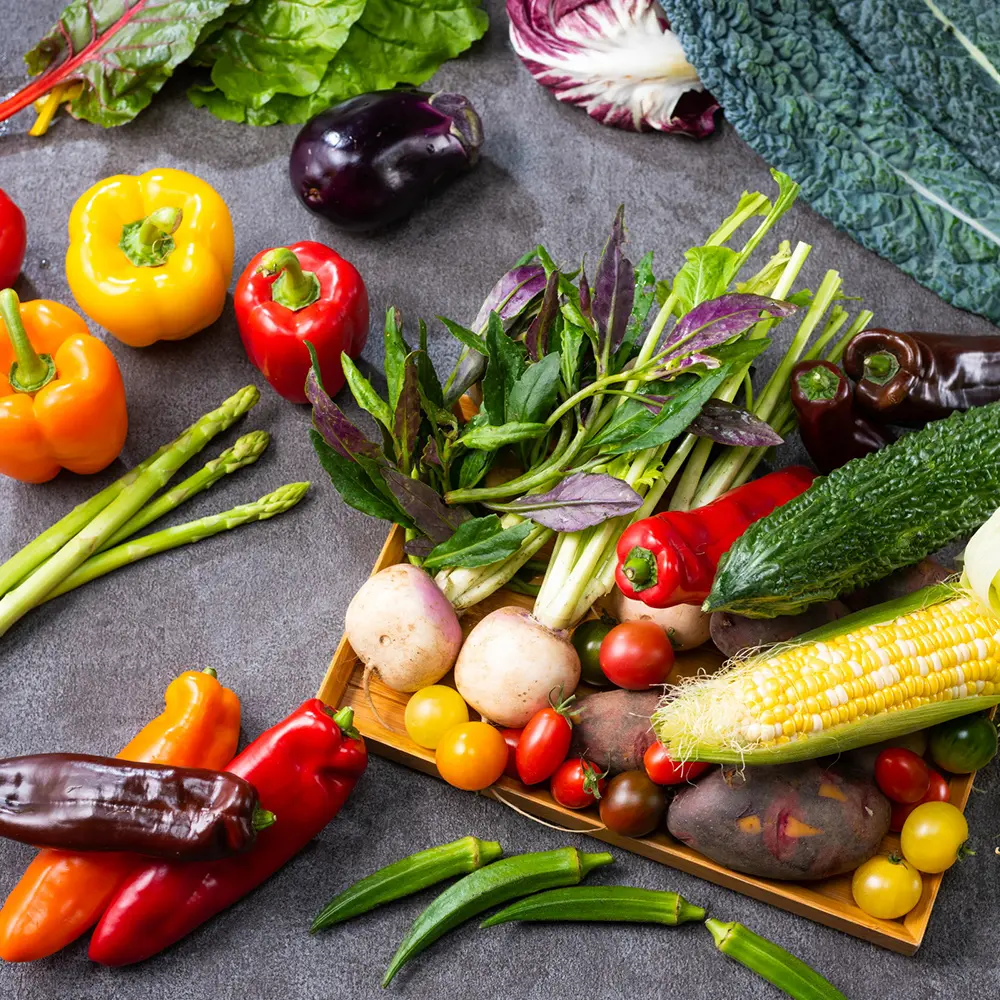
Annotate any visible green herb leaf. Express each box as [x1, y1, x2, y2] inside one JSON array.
[[670, 246, 740, 317], [457, 446, 493, 489], [383, 307, 409, 412], [506, 353, 563, 426], [481, 312, 527, 426], [439, 316, 487, 354], [559, 322, 585, 391], [11, 0, 248, 128], [196, 0, 366, 109], [417, 320, 445, 409], [393, 356, 421, 471], [614, 250, 656, 366], [310, 430, 409, 525], [341, 354, 393, 431], [423, 515, 533, 572], [459, 422, 549, 450]]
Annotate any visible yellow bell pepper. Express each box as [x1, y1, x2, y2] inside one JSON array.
[[66, 168, 234, 348]]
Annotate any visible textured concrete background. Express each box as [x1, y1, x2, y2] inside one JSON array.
[[1, 3, 998, 998]]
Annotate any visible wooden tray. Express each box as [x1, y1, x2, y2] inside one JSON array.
[[318, 525, 978, 955]]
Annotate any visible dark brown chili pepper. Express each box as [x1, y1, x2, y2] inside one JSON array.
[[843, 328, 1000, 425], [790, 360, 894, 474], [0, 753, 274, 860]]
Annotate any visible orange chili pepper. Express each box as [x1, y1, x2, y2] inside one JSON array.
[[0, 668, 240, 962], [0, 288, 128, 484]]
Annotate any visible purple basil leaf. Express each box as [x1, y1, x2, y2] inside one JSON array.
[[382, 468, 472, 544], [305, 368, 380, 461], [687, 399, 784, 447], [525, 269, 560, 360], [393, 356, 421, 467], [506, 472, 643, 531], [592, 206, 635, 356], [650, 353, 720, 377], [403, 537, 435, 558], [663, 293, 797, 358], [579, 269, 592, 319], [422, 437, 442, 467], [471, 263, 547, 333]]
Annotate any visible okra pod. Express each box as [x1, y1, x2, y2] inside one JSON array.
[[311, 836, 503, 931], [382, 847, 613, 987], [705, 919, 848, 1000], [480, 886, 705, 927]]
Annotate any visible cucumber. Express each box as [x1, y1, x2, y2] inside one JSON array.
[[705, 402, 1000, 617]]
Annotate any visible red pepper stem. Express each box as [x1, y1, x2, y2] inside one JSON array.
[[258, 248, 321, 312], [0, 288, 56, 394], [863, 350, 900, 386], [252, 807, 277, 832], [621, 546, 656, 590], [332, 706, 360, 740], [795, 363, 840, 402]]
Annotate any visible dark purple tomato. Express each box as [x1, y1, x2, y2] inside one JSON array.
[[289, 90, 483, 233]]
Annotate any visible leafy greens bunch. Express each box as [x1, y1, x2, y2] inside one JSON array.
[[0, 0, 488, 131], [309, 171, 874, 630]]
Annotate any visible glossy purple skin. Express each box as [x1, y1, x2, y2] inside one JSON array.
[[289, 90, 483, 232]]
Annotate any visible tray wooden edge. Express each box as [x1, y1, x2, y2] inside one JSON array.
[[315, 522, 991, 957]]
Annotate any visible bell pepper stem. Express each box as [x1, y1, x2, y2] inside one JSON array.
[[120, 208, 183, 267], [0, 288, 56, 393], [795, 363, 840, 401], [252, 807, 277, 831], [621, 546, 656, 590], [863, 350, 900, 385], [332, 706, 360, 740], [258, 248, 321, 312]]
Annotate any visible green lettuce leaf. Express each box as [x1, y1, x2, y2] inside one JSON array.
[[12, 0, 248, 127], [192, 0, 489, 125], [195, 0, 366, 109]]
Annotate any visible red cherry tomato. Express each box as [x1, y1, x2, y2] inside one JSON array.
[[550, 758, 608, 809], [500, 727, 522, 779], [516, 692, 575, 785], [643, 742, 711, 785], [875, 748, 931, 804], [599, 621, 675, 690], [0, 188, 27, 290], [890, 770, 950, 832]]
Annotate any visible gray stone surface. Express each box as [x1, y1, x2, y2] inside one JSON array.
[[1, 3, 998, 998]]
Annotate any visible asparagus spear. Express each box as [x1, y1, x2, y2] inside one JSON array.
[[0, 386, 259, 640], [0, 448, 165, 599], [99, 431, 270, 551], [41, 483, 310, 604]]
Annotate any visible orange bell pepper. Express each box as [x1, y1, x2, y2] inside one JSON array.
[[0, 667, 240, 963], [0, 288, 128, 484]]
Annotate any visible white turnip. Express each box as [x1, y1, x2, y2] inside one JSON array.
[[610, 587, 711, 651], [454, 606, 580, 727], [346, 565, 463, 725]]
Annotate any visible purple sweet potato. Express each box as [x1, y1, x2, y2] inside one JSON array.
[[842, 558, 952, 612], [709, 601, 851, 659], [667, 762, 890, 881], [570, 689, 660, 774]]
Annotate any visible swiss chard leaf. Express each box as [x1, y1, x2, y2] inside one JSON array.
[[506, 353, 563, 426], [504, 473, 643, 532], [9, 0, 247, 127], [381, 467, 470, 544], [592, 207, 635, 365], [422, 515, 534, 572], [310, 430, 409, 526], [459, 422, 549, 450]]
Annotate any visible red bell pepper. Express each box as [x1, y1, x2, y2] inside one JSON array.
[[88, 700, 367, 966], [235, 241, 369, 403], [615, 467, 816, 608], [0, 189, 27, 290]]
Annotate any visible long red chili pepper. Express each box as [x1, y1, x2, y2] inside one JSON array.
[[88, 700, 367, 966], [614, 467, 816, 608]]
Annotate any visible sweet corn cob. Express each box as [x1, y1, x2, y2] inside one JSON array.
[[654, 591, 1000, 764]]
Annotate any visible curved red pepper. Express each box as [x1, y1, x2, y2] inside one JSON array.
[[0, 189, 26, 290], [235, 241, 369, 403], [614, 467, 816, 608], [88, 700, 367, 966]]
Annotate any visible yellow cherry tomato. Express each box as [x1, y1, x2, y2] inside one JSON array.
[[900, 801, 970, 873], [435, 722, 507, 791], [404, 686, 469, 750], [851, 855, 923, 919]]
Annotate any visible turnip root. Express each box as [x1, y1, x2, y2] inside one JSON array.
[[610, 588, 711, 651], [454, 606, 580, 727], [346, 565, 463, 728]]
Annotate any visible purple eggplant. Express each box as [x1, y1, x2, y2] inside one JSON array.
[[289, 90, 484, 233]]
